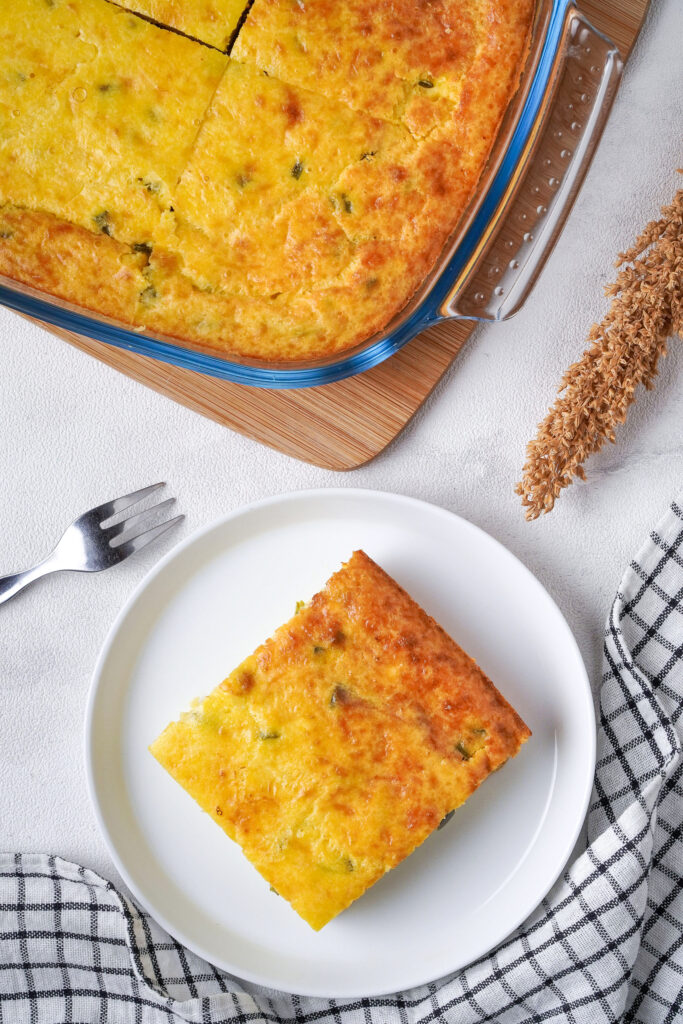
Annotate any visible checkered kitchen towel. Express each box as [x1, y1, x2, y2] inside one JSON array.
[[3, 500, 683, 1024]]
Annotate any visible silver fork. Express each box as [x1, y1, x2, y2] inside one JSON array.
[[0, 483, 183, 606]]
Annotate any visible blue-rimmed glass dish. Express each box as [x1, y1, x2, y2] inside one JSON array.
[[0, 0, 621, 389]]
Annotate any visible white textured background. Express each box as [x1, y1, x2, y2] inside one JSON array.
[[0, 0, 681, 883]]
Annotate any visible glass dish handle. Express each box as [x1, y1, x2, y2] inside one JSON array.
[[443, 5, 623, 322]]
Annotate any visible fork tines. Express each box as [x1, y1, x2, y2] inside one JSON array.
[[100, 484, 184, 553]]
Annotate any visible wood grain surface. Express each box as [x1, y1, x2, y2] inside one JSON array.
[[30, 0, 650, 471]]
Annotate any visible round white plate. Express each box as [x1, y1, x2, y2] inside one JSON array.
[[86, 488, 595, 998]]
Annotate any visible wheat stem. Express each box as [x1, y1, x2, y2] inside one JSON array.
[[515, 183, 683, 521]]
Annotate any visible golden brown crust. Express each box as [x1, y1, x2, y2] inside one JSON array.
[[0, 208, 432, 361], [0, 206, 147, 323], [234, 0, 535, 135], [322, 551, 531, 766], [150, 551, 530, 930], [1, 0, 535, 362], [234, 0, 480, 123], [137, 241, 434, 360]]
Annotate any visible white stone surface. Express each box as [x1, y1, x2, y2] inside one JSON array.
[[0, 0, 681, 884]]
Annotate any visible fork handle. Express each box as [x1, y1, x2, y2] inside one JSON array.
[[0, 562, 55, 605]]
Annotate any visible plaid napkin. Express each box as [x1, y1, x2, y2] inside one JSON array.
[[2, 499, 683, 1024]]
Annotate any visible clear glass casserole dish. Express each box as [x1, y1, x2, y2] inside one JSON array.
[[0, 0, 622, 390]]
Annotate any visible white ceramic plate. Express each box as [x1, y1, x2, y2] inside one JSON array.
[[86, 488, 595, 998]]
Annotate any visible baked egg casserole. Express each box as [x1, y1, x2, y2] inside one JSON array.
[[0, 0, 534, 362], [150, 551, 530, 930]]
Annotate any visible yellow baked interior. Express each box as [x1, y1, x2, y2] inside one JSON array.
[[113, 0, 247, 50], [0, 0, 534, 363], [155, 60, 407, 297], [150, 551, 531, 930], [0, 0, 228, 246]]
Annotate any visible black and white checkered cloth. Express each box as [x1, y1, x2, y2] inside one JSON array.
[[3, 499, 683, 1023]]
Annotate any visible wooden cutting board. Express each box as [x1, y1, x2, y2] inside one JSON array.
[[34, 0, 649, 471]]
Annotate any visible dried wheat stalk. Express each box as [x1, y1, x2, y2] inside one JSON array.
[[516, 183, 683, 520]]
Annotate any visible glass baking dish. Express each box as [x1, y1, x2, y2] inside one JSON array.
[[0, 0, 622, 390]]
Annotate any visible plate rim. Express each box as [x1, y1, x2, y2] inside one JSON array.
[[84, 487, 596, 998]]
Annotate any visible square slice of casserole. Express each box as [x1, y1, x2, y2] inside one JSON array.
[[150, 551, 530, 930]]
